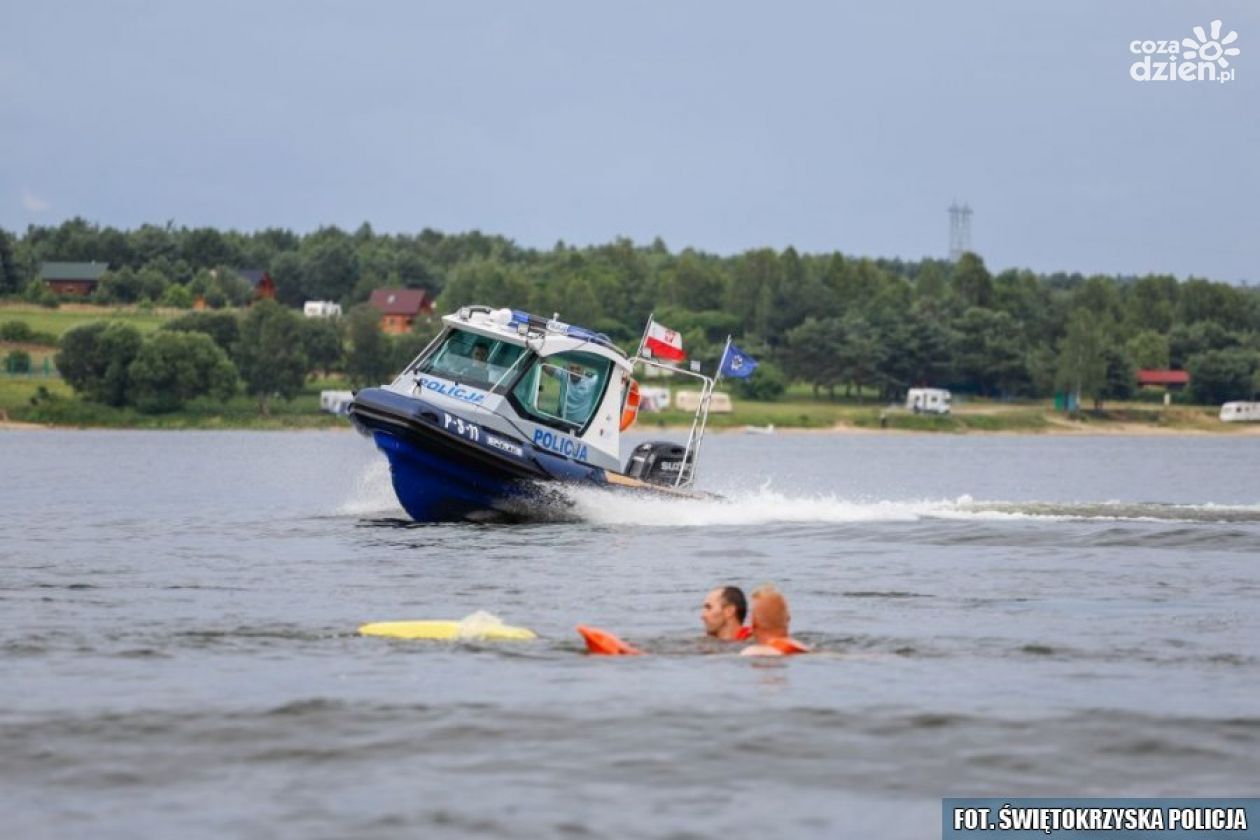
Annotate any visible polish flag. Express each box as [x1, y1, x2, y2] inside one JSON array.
[[644, 320, 685, 362]]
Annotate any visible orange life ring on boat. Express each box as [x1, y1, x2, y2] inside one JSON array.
[[620, 378, 640, 431]]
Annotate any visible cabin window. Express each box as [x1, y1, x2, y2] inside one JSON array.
[[511, 351, 612, 431], [417, 328, 526, 391]]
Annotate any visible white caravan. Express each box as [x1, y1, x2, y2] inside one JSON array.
[[1219, 402, 1260, 423], [906, 387, 952, 415]]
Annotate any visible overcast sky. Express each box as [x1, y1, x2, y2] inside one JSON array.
[[3, 1, 1257, 281]]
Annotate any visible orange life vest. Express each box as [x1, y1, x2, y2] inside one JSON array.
[[766, 636, 810, 655]]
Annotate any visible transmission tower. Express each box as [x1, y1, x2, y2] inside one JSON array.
[[948, 201, 973, 261]]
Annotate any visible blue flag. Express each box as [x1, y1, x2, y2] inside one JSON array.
[[719, 342, 758, 379]]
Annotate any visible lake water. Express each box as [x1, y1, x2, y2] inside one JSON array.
[[2, 429, 1258, 839]]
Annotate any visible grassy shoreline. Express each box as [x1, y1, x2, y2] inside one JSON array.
[[2, 304, 1252, 435], [2, 378, 1254, 435]]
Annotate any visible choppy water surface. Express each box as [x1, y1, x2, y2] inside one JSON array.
[[2, 430, 1258, 839]]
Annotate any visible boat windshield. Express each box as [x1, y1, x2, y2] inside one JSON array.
[[511, 351, 612, 431], [418, 328, 527, 391]]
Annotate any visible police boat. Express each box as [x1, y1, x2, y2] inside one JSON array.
[[348, 305, 718, 522]]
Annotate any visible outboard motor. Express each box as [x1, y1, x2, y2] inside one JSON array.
[[624, 441, 692, 486]]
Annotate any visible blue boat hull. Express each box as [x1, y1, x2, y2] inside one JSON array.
[[371, 429, 537, 521], [349, 388, 608, 522]]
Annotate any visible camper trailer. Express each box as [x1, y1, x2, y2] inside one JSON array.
[[906, 388, 951, 415], [638, 386, 672, 412], [304, 300, 343, 318], [1219, 401, 1260, 423]]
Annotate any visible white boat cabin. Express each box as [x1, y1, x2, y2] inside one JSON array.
[[385, 307, 635, 472]]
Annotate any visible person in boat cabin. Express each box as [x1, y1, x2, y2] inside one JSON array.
[[462, 343, 490, 379], [701, 586, 751, 641], [548, 362, 600, 424], [740, 584, 810, 656]]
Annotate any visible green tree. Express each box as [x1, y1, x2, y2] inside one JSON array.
[[436, 258, 530, 312], [1125, 330, 1170, 370], [129, 223, 177, 266], [1168, 321, 1238, 368], [1187, 349, 1260, 404], [949, 252, 993, 308], [783, 317, 845, 397], [301, 317, 344, 377], [127, 331, 238, 413], [728, 249, 781, 339], [953, 308, 1027, 396], [1177, 278, 1253, 331], [212, 267, 252, 307], [345, 305, 395, 388], [270, 250, 307, 306], [0, 229, 19, 295], [833, 314, 886, 399], [661, 251, 726, 311], [877, 301, 956, 395], [96, 268, 142, 303], [159, 284, 194, 309], [135, 266, 170, 302], [23, 278, 59, 308], [1071, 276, 1123, 326], [1124, 274, 1177, 333], [1, 320, 35, 342], [56, 322, 144, 406], [164, 311, 241, 353], [301, 229, 360, 302], [1100, 343, 1136, 401], [1055, 310, 1109, 409], [730, 359, 786, 401], [180, 227, 238, 268], [913, 261, 948, 301], [233, 300, 309, 414]]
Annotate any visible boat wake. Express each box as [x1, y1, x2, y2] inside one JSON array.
[[557, 486, 1260, 528], [334, 458, 1260, 527]]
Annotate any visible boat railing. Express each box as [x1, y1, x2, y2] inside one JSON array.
[[628, 354, 714, 488]]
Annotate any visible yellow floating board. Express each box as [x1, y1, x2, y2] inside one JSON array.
[[359, 619, 537, 641]]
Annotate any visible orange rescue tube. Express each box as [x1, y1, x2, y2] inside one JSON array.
[[576, 625, 642, 655], [619, 379, 641, 432]]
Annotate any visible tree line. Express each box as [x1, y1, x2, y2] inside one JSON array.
[[5, 219, 1260, 406], [53, 303, 433, 414]]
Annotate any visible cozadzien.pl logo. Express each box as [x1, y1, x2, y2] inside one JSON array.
[[1129, 19, 1241, 83]]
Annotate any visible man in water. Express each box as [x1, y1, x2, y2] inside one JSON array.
[[701, 585, 751, 641], [740, 584, 810, 656]]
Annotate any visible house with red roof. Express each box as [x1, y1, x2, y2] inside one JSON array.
[[237, 269, 277, 302], [1136, 369, 1190, 391], [368, 288, 434, 334], [40, 261, 108, 296]]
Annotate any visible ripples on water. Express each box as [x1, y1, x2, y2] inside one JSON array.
[[1, 431, 1258, 838]]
